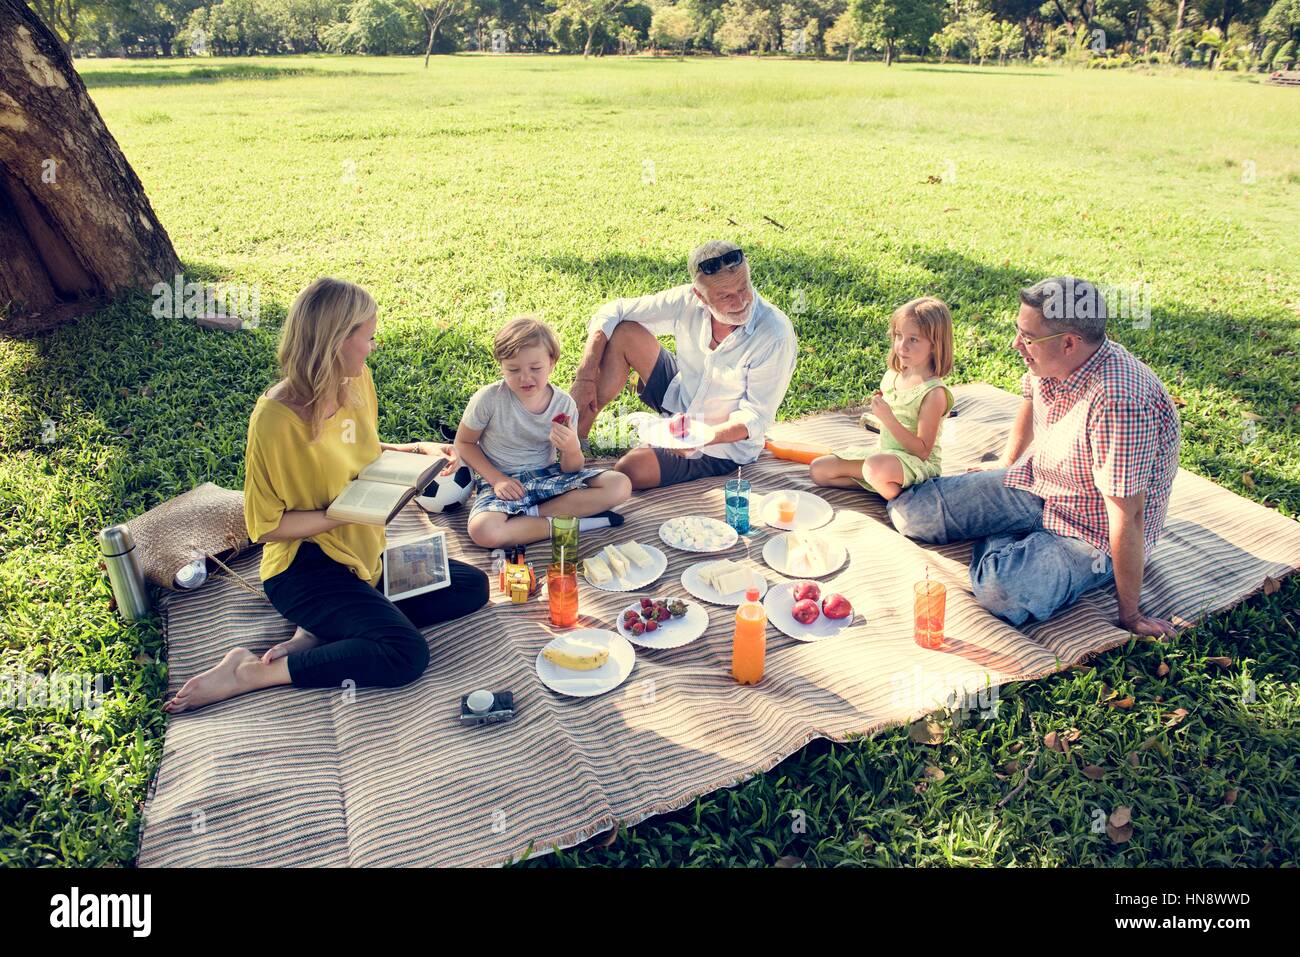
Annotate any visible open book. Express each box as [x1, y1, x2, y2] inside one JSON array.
[[326, 450, 448, 526]]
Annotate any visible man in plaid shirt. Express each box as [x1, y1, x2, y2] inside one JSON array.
[[888, 277, 1181, 636]]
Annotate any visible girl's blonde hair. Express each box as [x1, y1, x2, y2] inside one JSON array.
[[277, 277, 377, 440], [493, 315, 560, 363], [888, 297, 954, 378]]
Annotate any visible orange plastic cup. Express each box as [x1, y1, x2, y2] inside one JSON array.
[[547, 563, 578, 628], [914, 580, 946, 649], [777, 495, 798, 525]]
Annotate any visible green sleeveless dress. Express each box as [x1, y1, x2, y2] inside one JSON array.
[[838, 370, 954, 490]]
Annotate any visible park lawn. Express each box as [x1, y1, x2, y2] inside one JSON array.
[[1, 54, 1297, 866]]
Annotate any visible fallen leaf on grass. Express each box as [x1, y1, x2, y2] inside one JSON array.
[[1164, 708, 1190, 729], [598, 826, 619, 848], [1224, 789, 1239, 806], [1128, 752, 1140, 767], [1109, 696, 1135, 710], [1171, 395, 1187, 408], [1241, 472, 1256, 488], [1009, 741, 1024, 754], [922, 765, 946, 781], [1004, 760, 1021, 775], [134, 652, 153, 665], [1156, 662, 1170, 678], [1262, 576, 1281, 596], [909, 715, 945, 745], [773, 855, 804, 868], [1107, 806, 1134, 842], [1082, 765, 1107, 781], [1207, 656, 1232, 669]]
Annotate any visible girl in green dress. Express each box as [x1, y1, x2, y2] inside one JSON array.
[[809, 297, 955, 501]]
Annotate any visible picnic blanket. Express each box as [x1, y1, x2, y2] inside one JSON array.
[[136, 384, 1300, 866]]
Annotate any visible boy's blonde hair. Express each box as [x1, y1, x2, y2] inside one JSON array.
[[278, 277, 377, 441], [888, 297, 954, 378], [493, 315, 560, 364]]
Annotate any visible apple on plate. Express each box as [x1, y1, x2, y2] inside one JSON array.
[[791, 598, 821, 625], [821, 593, 853, 620], [792, 581, 821, 603]]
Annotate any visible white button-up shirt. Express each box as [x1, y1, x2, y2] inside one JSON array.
[[588, 283, 798, 464]]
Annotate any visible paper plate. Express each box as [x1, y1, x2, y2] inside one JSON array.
[[681, 560, 769, 606], [615, 598, 710, 650], [659, 515, 739, 553], [639, 416, 717, 451], [762, 531, 847, 579], [763, 582, 856, 642], [758, 489, 834, 531], [582, 544, 668, 592], [535, 629, 636, 698]]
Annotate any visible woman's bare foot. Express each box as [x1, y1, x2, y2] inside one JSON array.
[[163, 647, 288, 715], [261, 626, 322, 664]]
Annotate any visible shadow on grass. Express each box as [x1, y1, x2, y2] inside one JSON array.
[[78, 64, 391, 89]]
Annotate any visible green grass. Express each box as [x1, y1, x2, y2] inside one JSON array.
[[1, 54, 1297, 866]]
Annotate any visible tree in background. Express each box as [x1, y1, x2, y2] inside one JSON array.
[[824, 2, 865, 55], [549, 0, 629, 54], [650, 3, 698, 53], [853, 0, 942, 64], [321, 0, 423, 52], [408, 0, 464, 64]]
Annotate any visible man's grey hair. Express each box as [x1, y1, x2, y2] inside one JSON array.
[[688, 240, 744, 280], [1019, 276, 1108, 343]]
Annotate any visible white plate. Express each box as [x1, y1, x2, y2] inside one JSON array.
[[658, 515, 739, 553], [762, 532, 847, 579], [762, 582, 856, 642], [535, 628, 636, 698], [758, 489, 834, 531], [615, 598, 710, 650], [681, 561, 769, 606], [583, 544, 668, 592], [639, 415, 717, 450]]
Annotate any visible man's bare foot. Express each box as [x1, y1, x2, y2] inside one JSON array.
[[163, 647, 286, 715], [261, 627, 322, 664]]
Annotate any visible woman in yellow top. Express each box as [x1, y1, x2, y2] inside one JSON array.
[[164, 278, 489, 714]]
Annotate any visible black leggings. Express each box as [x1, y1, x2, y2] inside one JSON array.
[[262, 541, 490, 689]]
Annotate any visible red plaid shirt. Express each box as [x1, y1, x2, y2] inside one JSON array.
[[1004, 338, 1181, 557]]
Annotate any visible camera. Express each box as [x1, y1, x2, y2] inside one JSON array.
[[459, 689, 515, 727]]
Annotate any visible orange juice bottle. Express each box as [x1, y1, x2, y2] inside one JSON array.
[[732, 587, 767, 684]]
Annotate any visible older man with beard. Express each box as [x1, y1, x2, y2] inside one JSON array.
[[570, 241, 798, 489]]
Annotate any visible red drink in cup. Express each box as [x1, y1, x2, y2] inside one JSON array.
[[548, 563, 579, 628], [914, 580, 946, 649]]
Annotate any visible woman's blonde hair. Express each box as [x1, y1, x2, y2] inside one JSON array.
[[888, 297, 954, 378], [493, 315, 560, 364], [277, 277, 377, 440]]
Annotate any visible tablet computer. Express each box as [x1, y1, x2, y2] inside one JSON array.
[[382, 530, 451, 602]]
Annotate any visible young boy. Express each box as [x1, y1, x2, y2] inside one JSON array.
[[457, 316, 632, 549]]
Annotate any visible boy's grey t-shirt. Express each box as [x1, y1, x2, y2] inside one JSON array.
[[462, 380, 578, 474]]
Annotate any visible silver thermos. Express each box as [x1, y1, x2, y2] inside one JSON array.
[[98, 525, 152, 620]]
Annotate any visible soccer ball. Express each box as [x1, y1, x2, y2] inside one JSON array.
[[416, 466, 474, 514]]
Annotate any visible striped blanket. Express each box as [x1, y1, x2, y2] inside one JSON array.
[[137, 385, 1300, 866]]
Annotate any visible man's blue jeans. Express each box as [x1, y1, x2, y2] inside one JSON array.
[[886, 470, 1115, 627]]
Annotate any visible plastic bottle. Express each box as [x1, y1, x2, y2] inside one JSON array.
[[732, 587, 766, 685]]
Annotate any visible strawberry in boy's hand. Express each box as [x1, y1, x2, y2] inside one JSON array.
[[552, 413, 570, 426]]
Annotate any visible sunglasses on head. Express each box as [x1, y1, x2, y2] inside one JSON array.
[[696, 249, 745, 276]]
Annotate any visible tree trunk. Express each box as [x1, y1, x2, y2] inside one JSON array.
[[584, 25, 594, 57], [1174, 0, 1186, 36], [885, 41, 893, 65], [0, 0, 180, 336], [423, 10, 435, 67]]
